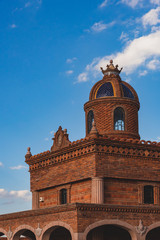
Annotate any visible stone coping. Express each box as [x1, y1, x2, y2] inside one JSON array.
[[1, 203, 160, 221]]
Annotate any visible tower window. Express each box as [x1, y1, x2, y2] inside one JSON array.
[[60, 189, 67, 204], [87, 110, 94, 133], [114, 107, 125, 131], [144, 185, 154, 204]]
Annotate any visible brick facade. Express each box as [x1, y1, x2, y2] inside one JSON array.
[[0, 60, 160, 240]]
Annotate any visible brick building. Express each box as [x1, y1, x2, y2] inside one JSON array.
[[0, 60, 160, 240]]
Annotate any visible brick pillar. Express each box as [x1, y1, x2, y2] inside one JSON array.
[[32, 191, 39, 209], [91, 177, 104, 204]]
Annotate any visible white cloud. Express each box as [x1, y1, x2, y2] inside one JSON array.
[[89, 21, 115, 33], [12, 0, 42, 13], [10, 190, 31, 201], [147, 59, 160, 69], [10, 24, 17, 29], [119, 32, 129, 42], [25, 2, 31, 8], [66, 57, 77, 64], [99, 0, 108, 8], [125, 78, 131, 83], [134, 30, 140, 38], [91, 21, 107, 32], [142, 7, 160, 27], [152, 25, 160, 31], [0, 189, 8, 198], [77, 30, 160, 82], [44, 137, 49, 141], [0, 162, 3, 167], [66, 70, 73, 75], [10, 165, 27, 170], [121, 0, 139, 8], [139, 70, 148, 76], [0, 189, 31, 201], [150, 0, 160, 5], [77, 72, 88, 83], [50, 130, 54, 134]]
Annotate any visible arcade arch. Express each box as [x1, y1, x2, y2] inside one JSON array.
[[0, 229, 7, 240], [145, 222, 160, 240], [42, 222, 73, 240], [13, 225, 36, 240], [83, 220, 137, 240]]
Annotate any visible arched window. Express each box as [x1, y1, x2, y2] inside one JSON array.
[[87, 110, 94, 134], [60, 188, 67, 204], [144, 185, 154, 204], [114, 107, 125, 131]]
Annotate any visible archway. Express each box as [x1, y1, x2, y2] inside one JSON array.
[[87, 225, 132, 240], [13, 228, 36, 240], [0, 231, 7, 240], [146, 227, 160, 240], [42, 226, 72, 240]]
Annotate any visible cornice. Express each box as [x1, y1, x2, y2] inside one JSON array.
[[84, 97, 140, 110], [76, 203, 160, 214], [26, 136, 160, 172], [1, 203, 160, 222], [0, 204, 77, 221]]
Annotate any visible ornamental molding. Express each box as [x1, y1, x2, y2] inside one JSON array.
[[76, 204, 160, 214], [28, 142, 160, 171], [26, 135, 160, 172], [7, 227, 12, 239], [35, 223, 42, 237], [51, 126, 71, 152], [136, 220, 147, 236]]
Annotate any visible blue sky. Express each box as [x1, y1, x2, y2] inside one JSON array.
[[0, 0, 160, 214]]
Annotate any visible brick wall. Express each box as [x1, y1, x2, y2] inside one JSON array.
[[30, 154, 95, 192], [37, 179, 91, 209], [95, 153, 160, 182], [70, 179, 91, 203], [84, 98, 139, 139], [104, 178, 138, 205]]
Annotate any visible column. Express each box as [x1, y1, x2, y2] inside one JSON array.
[[32, 191, 39, 209], [91, 177, 104, 204]]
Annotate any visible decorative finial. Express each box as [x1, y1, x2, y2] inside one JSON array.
[[25, 147, 32, 159], [27, 147, 31, 153], [100, 60, 123, 76], [89, 120, 98, 137], [51, 126, 70, 151], [64, 129, 67, 134]]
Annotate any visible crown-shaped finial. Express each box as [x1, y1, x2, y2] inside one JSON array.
[[100, 60, 123, 76]]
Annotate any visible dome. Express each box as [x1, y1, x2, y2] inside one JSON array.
[[89, 60, 139, 102], [95, 82, 135, 99], [84, 60, 140, 140]]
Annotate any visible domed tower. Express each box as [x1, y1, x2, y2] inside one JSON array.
[[84, 60, 140, 139]]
